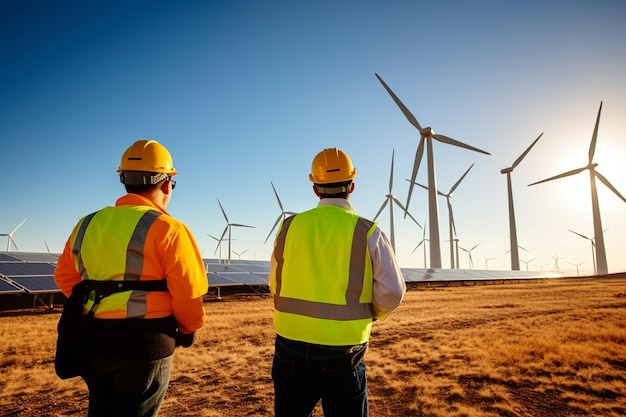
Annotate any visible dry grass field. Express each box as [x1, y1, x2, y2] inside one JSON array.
[[1, 277, 625, 416]]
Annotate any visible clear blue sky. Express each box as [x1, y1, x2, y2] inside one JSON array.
[[2, 0, 626, 275]]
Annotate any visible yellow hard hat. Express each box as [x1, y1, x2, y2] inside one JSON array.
[[117, 139, 177, 175], [309, 148, 357, 184], [117, 139, 177, 186]]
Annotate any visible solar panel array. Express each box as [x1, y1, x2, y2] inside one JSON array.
[[0, 252, 60, 294], [0, 252, 562, 299]]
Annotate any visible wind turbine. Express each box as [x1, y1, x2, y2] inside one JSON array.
[[408, 163, 474, 269], [372, 149, 422, 251], [208, 233, 231, 264], [568, 261, 585, 276], [520, 257, 536, 271], [411, 222, 429, 268], [551, 251, 563, 273], [217, 199, 255, 264], [375, 73, 490, 268], [1, 218, 27, 252], [264, 182, 297, 244], [568, 229, 597, 275], [529, 102, 626, 275], [501, 133, 543, 270], [482, 253, 496, 270], [233, 249, 248, 260], [459, 242, 480, 269]]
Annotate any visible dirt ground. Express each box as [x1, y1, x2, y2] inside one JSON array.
[[1, 277, 625, 416]]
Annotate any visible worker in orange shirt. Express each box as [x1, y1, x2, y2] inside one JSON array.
[[54, 139, 208, 417]]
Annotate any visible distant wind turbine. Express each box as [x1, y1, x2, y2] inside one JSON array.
[[375, 73, 490, 268], [207, 233, 232, 264], [459, 242, 480, 269], [482, 253, 496, 270], [217, 199, 255, 264], [373, 149, 422, 251], [409, 163, 474, 268], [411, 222, 429, 268], [264, 182, 297, 244], [568, 261, 585, 277], [501, 133, 543, 270], [529, 102, 626, 275], [551, 251, 563, 273], [520, 257, 536, 271], [233, 249, 248, 260], [0, 218, 27, 252], [568, 229, 598, 275]]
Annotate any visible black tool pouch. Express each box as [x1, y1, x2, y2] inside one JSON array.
[[54, 279, 169, 379]]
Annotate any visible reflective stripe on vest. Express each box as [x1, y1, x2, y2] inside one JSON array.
[[273, 214, 375, 321], [71, 208, 163, 318]]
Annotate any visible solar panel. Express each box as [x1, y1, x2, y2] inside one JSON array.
[[0, 262, 56, 276], [9, 276, 61, 293], [6, 252, 60, 263], [0, 277, 25, 294], [0, 253, 20, 262], [217, 272, 268, 285], [207, 273, 241, 286]]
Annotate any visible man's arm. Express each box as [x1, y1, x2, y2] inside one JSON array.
[[369, 227, 406, 321]]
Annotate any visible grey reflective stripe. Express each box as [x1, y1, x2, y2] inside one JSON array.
[[273, 215, 296, 298], [274, 216, 374, 321], [72, 212, 98, 281], [124, 210, 162, 281], [126, 210, 163, 318]]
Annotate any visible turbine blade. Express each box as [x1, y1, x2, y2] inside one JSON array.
[[10, 218, 28, 234], [449, 164, 474, 194], [388, 149, 395, 193], [405, 138, 425, 217], [392, 198, 422, 229], [271, 182, 285, 212], [404, 179, 429, 192], [595, 170, 626, 203], [528, 167, 587, 186], [374, 73, 422, 130], [512, 132, 543, 169], [217, 199, 229, 223], [568, 229, 591, 240], [231, 223, 255, 228], [589, 102, 602, 164], [264, 216, 282, 244], [373, 200, 389, 222], [448, 200, 457, 236], [432, 134, 491, 155], [9, 236, 18, 251]]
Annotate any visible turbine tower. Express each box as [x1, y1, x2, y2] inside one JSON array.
[[375, 73, 490, 268], [372, 149, 422, 251], [1, 218, 27, 252], [264, 182, 297, 244], [501, 133, 543, 270], [217, 199, 255, 264], [529, 102, 626, 275], [568, 229, 597, 275], [409, 164, 474, 269]]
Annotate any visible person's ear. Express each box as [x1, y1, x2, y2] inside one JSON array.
[[313, 185, 320, 197], [161, 180, 171, 195], [349, 182, 355, 193]]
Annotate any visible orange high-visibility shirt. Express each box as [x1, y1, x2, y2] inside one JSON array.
[[54, 193, 208, 334]]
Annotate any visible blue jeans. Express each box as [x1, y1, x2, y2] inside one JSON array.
[[272, 335, 368, 417], [82, 355, 173, 417]]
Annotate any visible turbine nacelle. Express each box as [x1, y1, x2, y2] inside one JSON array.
[[500, 167, 513, 174], [420, 127, 435, 137]]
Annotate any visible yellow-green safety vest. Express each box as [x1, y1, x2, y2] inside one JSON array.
[[272, 204, 376, 346], [71, 205, 164, 318]]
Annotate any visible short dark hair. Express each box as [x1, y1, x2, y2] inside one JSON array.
[[315, 181, 352, 199], [124, 183, 160, 194]]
